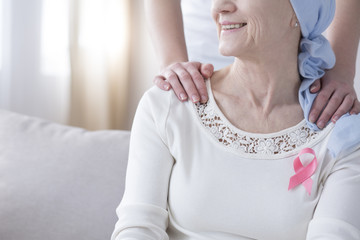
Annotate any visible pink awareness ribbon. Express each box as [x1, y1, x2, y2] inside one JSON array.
[[288, 148, 318, 195]]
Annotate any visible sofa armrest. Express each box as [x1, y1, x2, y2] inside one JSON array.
[[0, 110, 130, 240]]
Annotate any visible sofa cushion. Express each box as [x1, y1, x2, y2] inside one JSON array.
[[0, 110, 129, 240]]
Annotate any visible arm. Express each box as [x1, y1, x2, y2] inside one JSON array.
[[144, 0, 212, 103], [111, 90, 174, 240], [309, 0, 360, 128], [328, 0, 360, 82], [144, 0, 187, 70], [306, 149, 360, 239]]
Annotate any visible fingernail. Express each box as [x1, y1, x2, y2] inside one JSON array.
[[201, 95, 208, 103], [191, 95, 200, 103], [332, 115, 339, 122], [350, 111, 356, 115], [317, 121, 325, 129], [309, 114, 316, 123], [163, 84, 170, 90], [310, 85, 317, 92], [180, 93, 187, 101]]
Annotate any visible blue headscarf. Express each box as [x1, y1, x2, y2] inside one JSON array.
[[290, 0, 360, 158]]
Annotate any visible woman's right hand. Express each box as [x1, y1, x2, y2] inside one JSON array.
[[154, 62, 214, 103]]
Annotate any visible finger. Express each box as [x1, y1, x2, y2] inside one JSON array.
[[186, 63, 209, 103], [153, 75, 171, 91], [309, 88, 334, 123], [172, 63, 201, 103], [200, 63, 214, 79], [310, 79, 321, 93], [331, 94, 356, 122], [316, 92, 345, 129], [350, 100, 360, 115], [164, 69, 188, 101]]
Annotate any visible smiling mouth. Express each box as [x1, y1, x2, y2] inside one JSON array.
[[221, 23, 247, 30]]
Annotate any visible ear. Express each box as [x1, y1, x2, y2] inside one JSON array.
[[290, 14, 299, 28]]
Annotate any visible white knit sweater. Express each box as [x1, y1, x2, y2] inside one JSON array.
[[112, 81, 360, 240]]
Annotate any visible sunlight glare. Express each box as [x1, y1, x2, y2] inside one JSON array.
[[41, 0, 70, 76], [78, 0, 129, 60], [105, 0, 129, 58]]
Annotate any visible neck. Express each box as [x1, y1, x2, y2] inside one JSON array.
[[213, 51, 300, 116]]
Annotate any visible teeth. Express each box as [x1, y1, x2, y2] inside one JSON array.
[[222, 23, 246, 30]]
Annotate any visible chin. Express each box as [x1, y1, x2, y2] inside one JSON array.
[[219, 47, 241, 57]]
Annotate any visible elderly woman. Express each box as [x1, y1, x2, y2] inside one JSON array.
[[111, 0, 360, 239]]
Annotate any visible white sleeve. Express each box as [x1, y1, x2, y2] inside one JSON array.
[[111, 89, 174, 240], [306, 148, 360, 240]]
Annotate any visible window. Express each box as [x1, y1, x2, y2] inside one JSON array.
[[78, 0, 128, 59], [0, 0, 3, 70], [41, 0, 69, 76]]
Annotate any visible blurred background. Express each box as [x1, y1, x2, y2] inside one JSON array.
[[0, 0, 359, 130], [0, 0, 157, 130]]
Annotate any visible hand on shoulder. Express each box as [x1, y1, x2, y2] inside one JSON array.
[[309, 67, 360, 129], [153, 61, 214, 103]]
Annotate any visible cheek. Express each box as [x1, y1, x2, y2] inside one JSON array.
[[247, 17, 268, 45]]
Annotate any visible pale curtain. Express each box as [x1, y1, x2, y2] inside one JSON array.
[[0, 0, 71, 123], [0, 0, 138, 130], [69, 0, 131, 130]]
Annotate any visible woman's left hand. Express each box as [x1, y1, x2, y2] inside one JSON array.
[[309, 68, 360, 129]]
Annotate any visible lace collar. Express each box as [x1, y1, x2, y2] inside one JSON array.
[[194, 81, 328, 158]]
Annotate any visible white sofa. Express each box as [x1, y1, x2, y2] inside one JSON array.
[[0, 109, 130, 240]]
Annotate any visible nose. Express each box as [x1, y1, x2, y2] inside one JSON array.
[[212, 0, 236, 15]]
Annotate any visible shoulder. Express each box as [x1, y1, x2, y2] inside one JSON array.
[[139, 86, 185, 115], [327, 114, 360, 159], [133, 86, 199, 146], [141, 86, 172, 104], [130, 87, 175, 146], [135, 87, 173, 127], [136, 86, 194, 128]]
